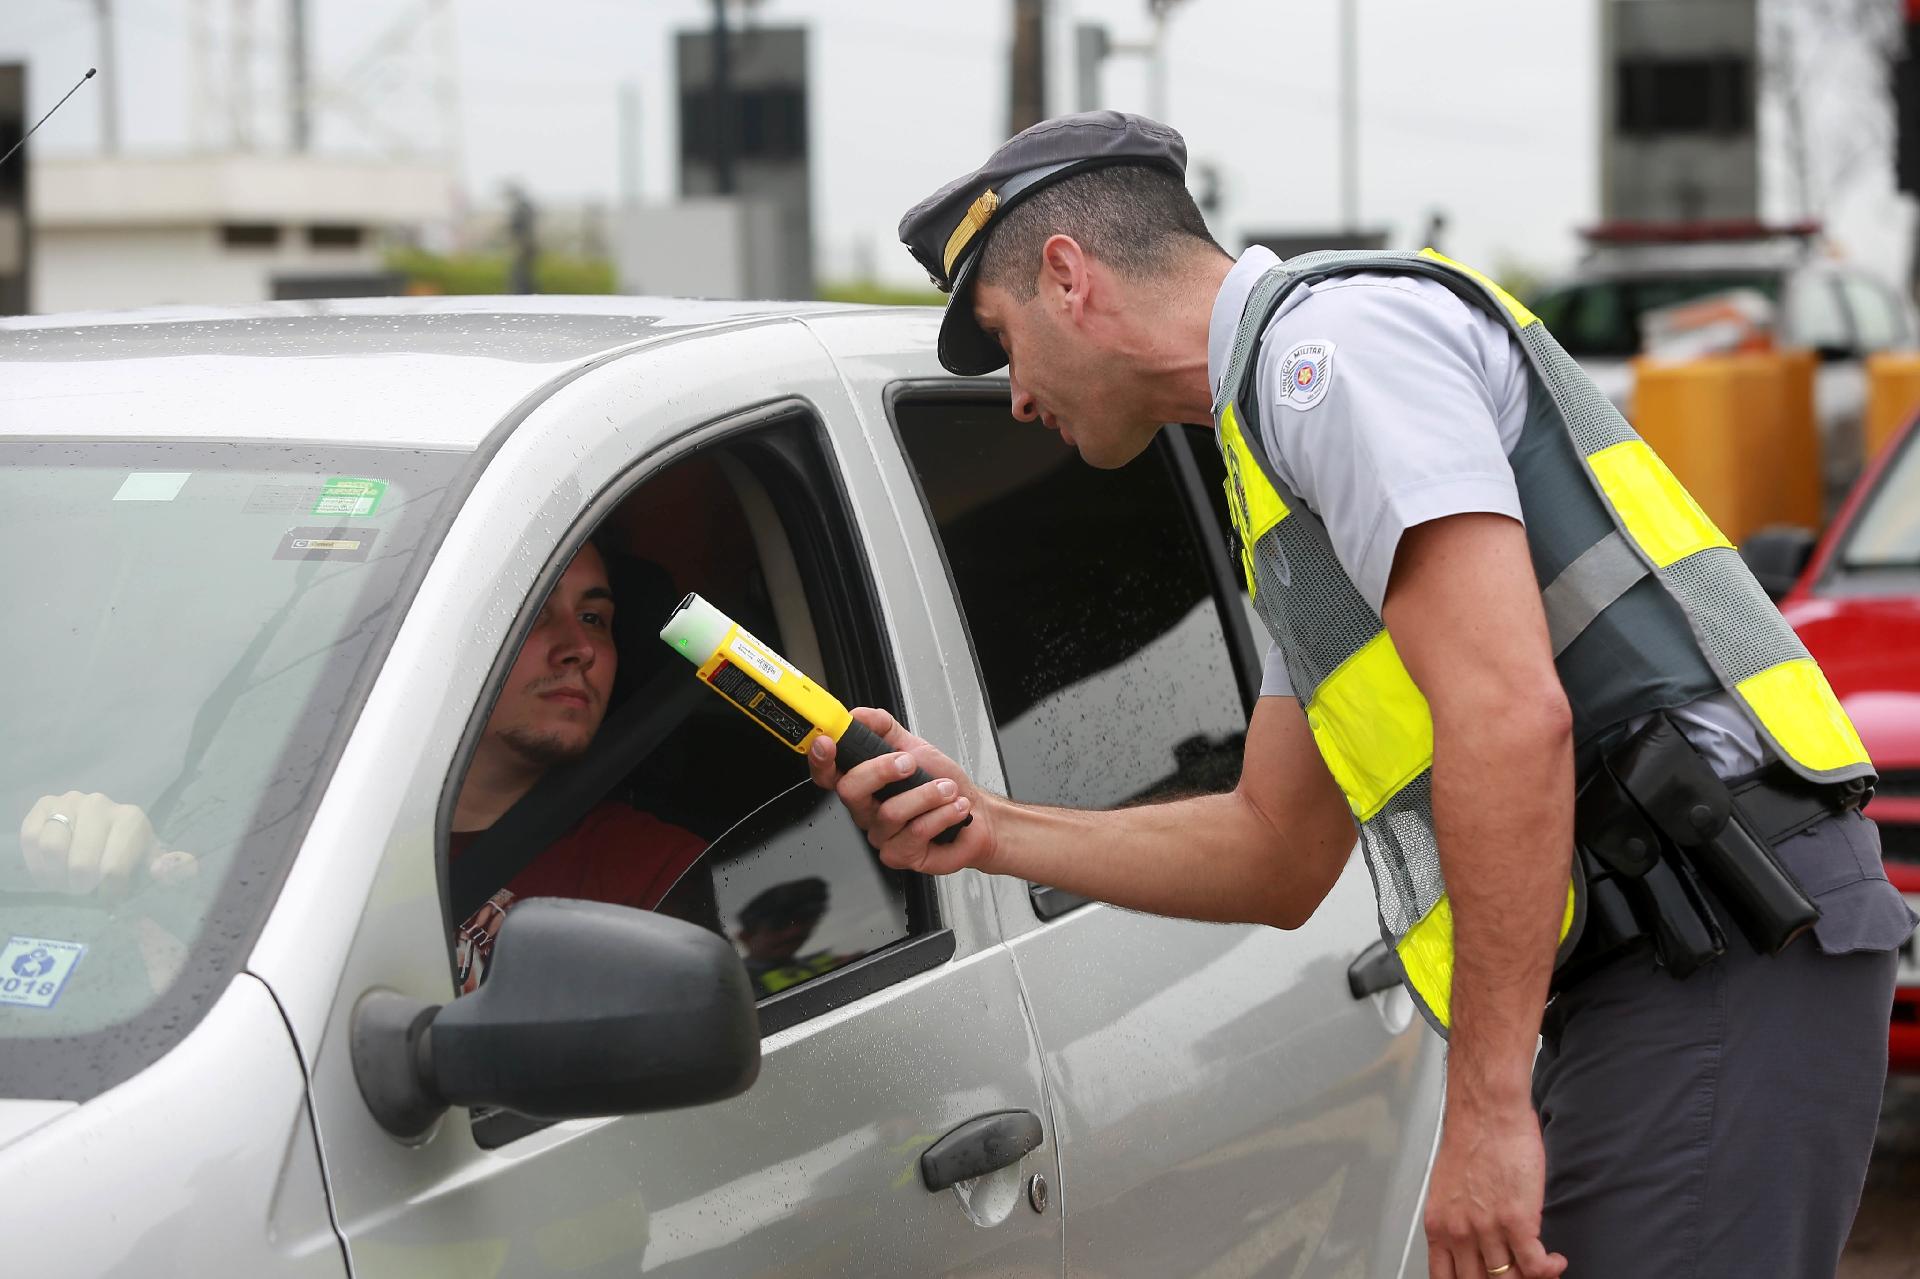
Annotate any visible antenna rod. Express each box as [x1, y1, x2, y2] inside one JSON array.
[[0, 69, 98, 169]]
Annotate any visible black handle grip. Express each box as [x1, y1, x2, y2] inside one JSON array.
[[834, 719, 973, 846], [920, 1110, 1044, 1191], [1346, 938, 1404, 999]]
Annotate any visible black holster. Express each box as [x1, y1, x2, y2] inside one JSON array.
[[1564, 714, 1825, 986]]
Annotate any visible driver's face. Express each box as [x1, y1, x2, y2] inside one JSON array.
[[486, 544, 617, 767]]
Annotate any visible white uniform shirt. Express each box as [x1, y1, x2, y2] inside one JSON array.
[[1205, 246, 1765, 776]]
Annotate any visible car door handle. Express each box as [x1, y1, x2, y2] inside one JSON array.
[[920, 1110, 1044, 1192], [1348, 938, 1403, 999]]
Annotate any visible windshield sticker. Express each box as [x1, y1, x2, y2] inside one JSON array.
[[0, 936, 86, 1010], [276, 525, 380, 562], [112, 472, 191, 502], [312, 477, 386, 518], [245, 482, 325, 513]]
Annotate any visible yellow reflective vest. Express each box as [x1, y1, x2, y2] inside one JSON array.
[[1213, 248, 1873, 1034]]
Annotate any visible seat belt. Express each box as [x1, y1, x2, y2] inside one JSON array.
[[448, 667, 707, 924]]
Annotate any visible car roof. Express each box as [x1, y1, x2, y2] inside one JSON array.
[[0, 295, 898, 450], [1560, 237, 1818, 281]]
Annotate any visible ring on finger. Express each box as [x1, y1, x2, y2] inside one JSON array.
[[46, 813, 71, 828], [1487, 1266, 1512, 1277]]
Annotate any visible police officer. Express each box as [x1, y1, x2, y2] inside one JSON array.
[[810, 112, 1914, 1276]]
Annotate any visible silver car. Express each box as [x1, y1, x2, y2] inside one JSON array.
[[1531, 229, 1917, 516], [0, 298, 1441, 1276]]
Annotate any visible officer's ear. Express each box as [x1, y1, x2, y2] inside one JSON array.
[[1039, 234, 1091, 315]]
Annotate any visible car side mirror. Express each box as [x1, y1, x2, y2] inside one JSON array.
[[1740, 525, 1819, 600], [352, 898, 761, 1139]]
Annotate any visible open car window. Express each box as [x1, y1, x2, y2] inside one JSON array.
[[441, 408, 948, 1082]]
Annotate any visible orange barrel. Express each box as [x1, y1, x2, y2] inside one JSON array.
[[1774, 349, 1823, 529], [1866, 352, 1920, 464], [1630, 354, 1798, 547]]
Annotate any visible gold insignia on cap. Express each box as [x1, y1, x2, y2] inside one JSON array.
[[942, 189, 1000, 277]]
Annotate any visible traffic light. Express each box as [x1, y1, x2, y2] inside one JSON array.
[[1899, 1, 1920, 195]]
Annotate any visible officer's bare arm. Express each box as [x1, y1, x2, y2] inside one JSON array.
[[1381, 511, 1571, 1096], [812, 694, 1358, 930], [1380, 511, 1571, 1268]]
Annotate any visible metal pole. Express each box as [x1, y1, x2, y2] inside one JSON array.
[[1147, 3, 1168, 122], [710, 0, 734, 194], [1074, 23, 1108, 113], [1340, 0, 1357, 229], [232, 0, 256, 151], [619, 81, 641, 210], [288, 0, 310, 151], [93, 0, 119, 153], [507, 185, 536, 294], [1008, 0, 1047, 135]]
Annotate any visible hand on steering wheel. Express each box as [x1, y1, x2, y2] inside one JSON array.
[[19, 792, 197, 898]]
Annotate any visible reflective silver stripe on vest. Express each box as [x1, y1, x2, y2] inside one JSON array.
[[1212, 268, 1294, 422], [1540, 531, 1649, 656]]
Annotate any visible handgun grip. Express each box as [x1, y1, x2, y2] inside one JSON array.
[[834, 719, 973, 846]]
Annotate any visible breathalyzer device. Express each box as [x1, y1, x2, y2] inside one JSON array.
[[659, 593, 972, 845]]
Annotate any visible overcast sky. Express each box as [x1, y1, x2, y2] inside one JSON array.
[[6, 0, 1909, 288]]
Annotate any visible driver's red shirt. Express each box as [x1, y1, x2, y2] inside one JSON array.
[[450, 802, 707, 993]]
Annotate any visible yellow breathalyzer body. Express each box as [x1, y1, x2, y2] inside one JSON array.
[[658, 593, 970, 843]]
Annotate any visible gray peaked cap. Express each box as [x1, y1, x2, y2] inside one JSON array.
[[898, 111, 1188, 375]]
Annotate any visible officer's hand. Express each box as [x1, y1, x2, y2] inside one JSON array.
[[808, 707, 994, 877], [1424, 1101, 1567, 1279], [19, 791, 198, 898]]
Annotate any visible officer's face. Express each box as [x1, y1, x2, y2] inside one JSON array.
[[974, 249, 1165, 469]]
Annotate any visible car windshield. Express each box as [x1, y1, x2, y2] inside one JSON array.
[[0, 441, 465, 1101], [1530, 273, 1783, 358], [1839, 431, 1920, 571]]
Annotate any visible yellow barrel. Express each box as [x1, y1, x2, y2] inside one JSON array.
[[1630, 353, 1818, 545], [1866, 352, 1920, 463]]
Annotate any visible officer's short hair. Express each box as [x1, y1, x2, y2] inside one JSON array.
[[976, 163, 1222, 302]]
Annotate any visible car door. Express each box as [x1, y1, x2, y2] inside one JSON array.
[[877, 385, 1444, 1278], [260, 321, 1062, 1277]]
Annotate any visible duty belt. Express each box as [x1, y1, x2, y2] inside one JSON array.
[[1553, 714, 1872, 994]]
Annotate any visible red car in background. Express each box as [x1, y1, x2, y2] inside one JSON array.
[[1749, 412, 1920, 1069]]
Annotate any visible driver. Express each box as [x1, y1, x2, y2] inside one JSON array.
[[445, 541, 706, 990], [17, 541, 707, 994]]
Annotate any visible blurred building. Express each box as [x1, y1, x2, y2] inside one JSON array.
[[30, 154, 454, 313], [1602, 0, 1759, 222], [614, 22, 812, 301]]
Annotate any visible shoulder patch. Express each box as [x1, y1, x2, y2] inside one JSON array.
[[1277, 340, 1336, 411]]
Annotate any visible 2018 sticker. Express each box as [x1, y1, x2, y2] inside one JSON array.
[[0, 936, 86, 1010], [312, 477, 386, 518]]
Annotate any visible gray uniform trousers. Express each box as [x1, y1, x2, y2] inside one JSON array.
[[1533, 810, 1910, 1276]]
